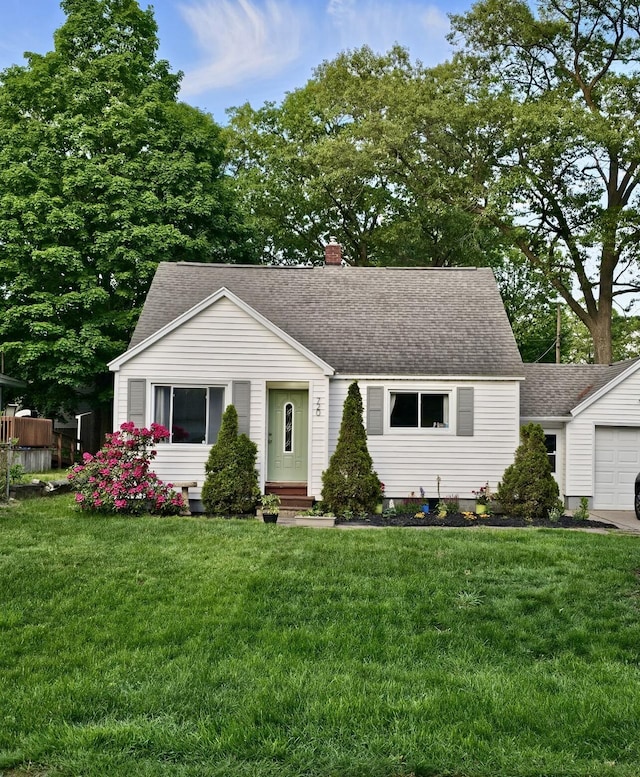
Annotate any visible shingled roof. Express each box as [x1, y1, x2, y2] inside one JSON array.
[[127, 263, 524, 377], [520, 360, 639, 417]]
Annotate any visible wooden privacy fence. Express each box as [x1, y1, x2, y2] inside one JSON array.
[[0, 417, 53, 447]]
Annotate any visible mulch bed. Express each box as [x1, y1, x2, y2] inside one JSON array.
[[335, 512, 619, 529]]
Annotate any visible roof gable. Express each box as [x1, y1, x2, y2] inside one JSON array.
[[109, 287, 335, 375], [520, 359, 640, 418], [123, 263, 524, 378]]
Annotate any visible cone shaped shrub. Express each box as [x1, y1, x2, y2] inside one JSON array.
[[496, 422, 559, 520], [201, 404, 260, 515], [321, 381, 382, 515]]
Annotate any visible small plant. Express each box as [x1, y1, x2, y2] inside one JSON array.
[[573, 497, 590, 521], [67, 422, 184, 515], [444, 495, 459, 515], [548, 500, 565, 522], [472, 482, 491, 505], [435, 501, 447, 518], [9, 463, 26, 484], [260, 493, 281, 515]]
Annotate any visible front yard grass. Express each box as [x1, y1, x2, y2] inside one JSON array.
[[1, 496, 640, 776]]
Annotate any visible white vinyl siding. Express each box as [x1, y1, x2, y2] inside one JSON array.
[[564, 367, 640, 507], [113, 296, 329, 499], [330, 378, 520, 500]]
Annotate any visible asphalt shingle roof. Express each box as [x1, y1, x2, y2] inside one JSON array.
[[128, 263, 524, 377], [520, 360, 639, 417]]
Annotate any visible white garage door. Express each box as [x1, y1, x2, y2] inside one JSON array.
[[594, 426, 640, 509]]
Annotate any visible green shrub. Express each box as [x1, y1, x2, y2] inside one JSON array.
[[573, 497, 590, 520], [201, 404, 260, 515], [496, 422, 559, 521], [321, 381, 382, 516]]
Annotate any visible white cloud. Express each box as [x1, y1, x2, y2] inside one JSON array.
[[325, 1, 452, 65], [179, 0, 304, 94]]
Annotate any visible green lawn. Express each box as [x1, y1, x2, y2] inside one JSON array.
[[1, 497, 640, 777]]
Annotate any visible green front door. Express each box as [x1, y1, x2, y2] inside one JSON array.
[[267, 389, 308, 482]]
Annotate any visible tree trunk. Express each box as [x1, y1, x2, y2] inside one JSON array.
[[586, 310, 613, 364]]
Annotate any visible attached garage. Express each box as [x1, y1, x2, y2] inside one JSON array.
[[594, 426, 640, 510]]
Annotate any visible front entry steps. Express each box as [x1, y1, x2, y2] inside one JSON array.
[[265, 482, 314, 515]]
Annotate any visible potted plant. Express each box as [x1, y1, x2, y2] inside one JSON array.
[[472, 482, 491, 515], [260, 493, 281, 523]]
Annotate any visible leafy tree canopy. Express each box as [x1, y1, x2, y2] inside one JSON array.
[[448, 0, 640, 362], [0, 0, 251, 418], [226, 46, 506, 268]]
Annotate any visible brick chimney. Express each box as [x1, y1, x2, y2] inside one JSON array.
[[324, 238, 342, 266]]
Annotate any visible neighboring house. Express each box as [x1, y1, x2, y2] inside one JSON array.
[[108, 248, 640, 512], [521, 360, 640, 510], [109, 248, 524, 510]]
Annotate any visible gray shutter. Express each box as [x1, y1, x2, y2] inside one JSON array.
[[456, 387, 474, 436], [127, 379, 146, 428], [367, 386, 384, 435], [232, 381, 251, 436]]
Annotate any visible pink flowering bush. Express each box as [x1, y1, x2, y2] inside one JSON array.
[[68, 422, 185, 515]]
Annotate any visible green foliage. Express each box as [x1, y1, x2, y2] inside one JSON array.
[[444, 495, 460, 516], [260, 492, 280, 515], [201, 404, 260, 516], [573, 497, 590, 521], [321, 381, 382, 515], [496, 423, 560, 521], [226, 45, 504, 269], [0, 0, 251, 417], [449, 0, 640, 362]]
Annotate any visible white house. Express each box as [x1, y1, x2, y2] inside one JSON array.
[[109, 248, 525, 511], [109, 249, 640, 512]]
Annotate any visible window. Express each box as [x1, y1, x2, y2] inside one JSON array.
[[544, 434, 557, 473], [390, 392, 449, 428], [284, 402, 294, 452], [154, 386, 224, 444]]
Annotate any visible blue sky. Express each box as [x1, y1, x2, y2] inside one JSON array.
[[0, 0, 474, 123]]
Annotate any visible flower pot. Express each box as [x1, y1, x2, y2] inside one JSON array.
[[475, 503, 488, 515], [420, 504, 430, 514], [262, 512, 278, 524], [375, 503, 383, 514]]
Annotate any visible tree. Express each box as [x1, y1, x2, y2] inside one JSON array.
[[448, 0, 640, 363], [226, 46, 504, 268], [496, 422, 559, 520], [0, 0, 251, 422], [201, 404, 260, 516], [321, 381, 382, 515]]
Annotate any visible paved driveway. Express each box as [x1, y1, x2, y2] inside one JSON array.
[[586, 510, 640, 534]]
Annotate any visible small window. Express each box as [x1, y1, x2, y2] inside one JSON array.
[[390, 392, 449, 428], [544, 434, 557, 473], [284, 402, 294, 452], [154, 386, 224, 444]]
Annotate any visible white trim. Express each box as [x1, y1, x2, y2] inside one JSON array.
[[521, 416, 570, 424], [109, 287, 335, 376], [330, 374, 525, 382], [571, 359, 640, 417]]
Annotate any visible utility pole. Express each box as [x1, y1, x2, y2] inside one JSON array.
[[555, 302, 561, 364]]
